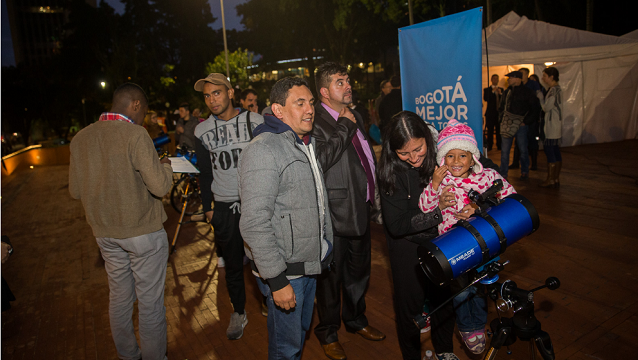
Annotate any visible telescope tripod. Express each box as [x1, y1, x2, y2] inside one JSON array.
[[482, 277, 560, 360], [413, 261, 560, 360]]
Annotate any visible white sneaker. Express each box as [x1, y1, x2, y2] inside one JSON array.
[[217, 257, 225, 268], [226, 312, 248, 340]]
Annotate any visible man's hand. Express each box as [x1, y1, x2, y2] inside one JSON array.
[[272, 284, 296, 310], [438, 185, 456, 210], [176, 125, 185, 134], [160, 157, 171, 165], [339, 107, 357, 124], [205, 210, 214, 222]]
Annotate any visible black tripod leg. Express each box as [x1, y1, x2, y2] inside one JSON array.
[[533, 330, 555, 360], [484, 323, 512, 360]]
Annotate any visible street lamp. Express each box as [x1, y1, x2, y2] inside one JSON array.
[[220, 0, 230, 79], [100, 81, 106, 89]]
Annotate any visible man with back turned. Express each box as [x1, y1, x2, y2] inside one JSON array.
[[69, 83, 173, 360]]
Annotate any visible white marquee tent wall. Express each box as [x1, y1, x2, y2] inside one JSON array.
[[481, 11, 638, 146]]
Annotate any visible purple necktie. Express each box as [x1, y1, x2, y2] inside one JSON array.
[[351, 133, 375, 203]]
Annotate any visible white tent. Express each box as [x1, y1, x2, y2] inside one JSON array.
[[481, 11, 638, 146]]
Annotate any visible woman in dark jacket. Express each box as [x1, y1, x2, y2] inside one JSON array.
[[378, 111, 459, 360]]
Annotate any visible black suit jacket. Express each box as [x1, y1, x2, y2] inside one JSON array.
[[483, 86, 503, 117], [312, 103, 377, 237]]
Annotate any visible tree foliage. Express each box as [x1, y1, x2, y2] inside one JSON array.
[[2, 0, 223, 141], [205, 49, 254, 89]]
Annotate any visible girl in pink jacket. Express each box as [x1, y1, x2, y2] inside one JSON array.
[[418, 119, 516, 355]]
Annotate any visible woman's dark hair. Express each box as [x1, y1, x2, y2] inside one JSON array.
[[377, 111, 437, 195], [543, 67, 559, 82]]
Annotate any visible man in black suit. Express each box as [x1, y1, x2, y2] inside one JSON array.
[[378, 74, 402, 135], [484, 74, 503, 151], [312, 62, 385, 360]]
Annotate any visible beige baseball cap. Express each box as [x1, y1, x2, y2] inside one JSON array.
[[194, 73, 233, 92]]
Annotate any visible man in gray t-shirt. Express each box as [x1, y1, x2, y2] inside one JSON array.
[[193, 73, 264, 340]]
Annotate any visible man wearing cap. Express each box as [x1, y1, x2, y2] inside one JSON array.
[[498, 70, 540, 180], [193, 73, 265, 340]]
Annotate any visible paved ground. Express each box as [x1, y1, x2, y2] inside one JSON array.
[[1, 140, 637, 359]]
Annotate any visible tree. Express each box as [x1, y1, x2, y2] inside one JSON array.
[[205, 49, 254, 89], [236, 0, 397, 93]]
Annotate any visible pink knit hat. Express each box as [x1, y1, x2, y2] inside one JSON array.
[[436, 119, 483, 173]]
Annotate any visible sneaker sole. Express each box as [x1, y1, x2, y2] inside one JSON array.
[[227, 318, 248, 340]]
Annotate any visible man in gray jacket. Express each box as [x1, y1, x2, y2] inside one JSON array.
[[239, 77, 333, 360]]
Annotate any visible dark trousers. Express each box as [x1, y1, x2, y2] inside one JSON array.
[[485, 114, 501, 150], [315, 229, 371, 344], [211, 201, 246, 314], [387, 236, 455, 359]]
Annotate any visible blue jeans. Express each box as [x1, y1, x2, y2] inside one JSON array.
[[543, 141, 562, 163], [453, 285, 487, 332], [500, 125, 529, 178], [256, 276, 317, 360]]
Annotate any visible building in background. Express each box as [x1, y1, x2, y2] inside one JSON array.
[[5, 0, 96, 67]]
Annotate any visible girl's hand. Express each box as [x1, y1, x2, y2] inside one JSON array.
[[454, 204, 477, 220], [432, 165, 448, 191], [437, 185, 456, 210]]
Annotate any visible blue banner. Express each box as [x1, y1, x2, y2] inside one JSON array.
[[399, 7, 483, 149]]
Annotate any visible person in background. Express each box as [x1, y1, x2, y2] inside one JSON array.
[[349, 90, 370, 132], [144, 111, 169, 152], [483, 74, 502, 151], [69, 83, 173, 360], [372, 79, 392, 127], [539, 67, 563, 188], [378, 75, 402, 135], [498, 71, 539, 180], [511, 68, 542, 171], [240, 89, 259, 113], [175, 102, 198, 150]]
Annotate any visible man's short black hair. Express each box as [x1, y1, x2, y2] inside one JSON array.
[[113, 83, 148, 106], [240, 88, 258, 101], [315, 62, 348, 95], [519, 67, 530, 75], [179, 102, 190, 111], [270, 77, 310, 106], [390, 75, 401, 87]]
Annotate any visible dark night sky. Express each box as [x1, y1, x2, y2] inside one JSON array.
[[1, 1, 635, 67], [0, 0, 248, 67]]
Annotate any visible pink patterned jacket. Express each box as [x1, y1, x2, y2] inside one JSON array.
[[418, 168, 516, 234]]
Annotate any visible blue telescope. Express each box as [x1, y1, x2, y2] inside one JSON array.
[[418, 192, 539, 286], [153, 133, 171, 148]]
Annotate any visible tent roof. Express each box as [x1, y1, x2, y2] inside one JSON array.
[[483, 11, 638, 66], [622, 29, 638, 40]]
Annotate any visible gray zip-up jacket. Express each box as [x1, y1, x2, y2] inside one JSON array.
[[239, 116, 333, 292]]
